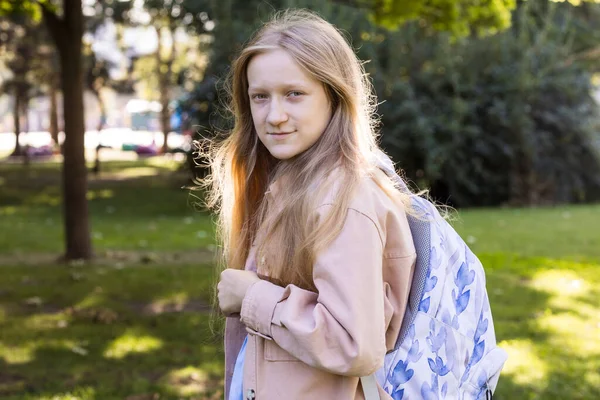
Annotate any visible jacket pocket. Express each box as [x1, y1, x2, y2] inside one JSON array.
[[264, 340, 301, 362], [459, 347, 508, 400]]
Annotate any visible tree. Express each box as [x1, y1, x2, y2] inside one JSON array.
[[92, 0, 213, 154], [0, 16, 39, 157], [2, 0, 92, 260], [133, 0, 211, 153], [0, 13, 60, 157], [94, 0, 212, 153], [337, 0, 517, 36], [84, 48, 111, 174], [47, 56, 60, 146], [369, 0, 600, 206], [41, 0, 92, 259]]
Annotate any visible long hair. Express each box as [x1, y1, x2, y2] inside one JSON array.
[[199, 9, 414, 291]]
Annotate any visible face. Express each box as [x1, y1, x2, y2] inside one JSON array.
[[246, 48, 332, 160]]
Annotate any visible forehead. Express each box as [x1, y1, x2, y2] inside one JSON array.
[[246, 48, 319, 90]]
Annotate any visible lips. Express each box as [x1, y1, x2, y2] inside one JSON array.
[[269, 131, 294, 135]]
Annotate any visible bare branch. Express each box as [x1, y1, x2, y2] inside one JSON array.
[[563, 45, 600, 67]]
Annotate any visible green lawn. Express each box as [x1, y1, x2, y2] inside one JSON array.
[[0, 159, 214, 255], [0, 262, 223, 400], [0, 159, 599, 399], [453, 208, 600, 399]]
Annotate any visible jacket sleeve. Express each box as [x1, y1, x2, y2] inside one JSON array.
[[240, 206, 389, 376]]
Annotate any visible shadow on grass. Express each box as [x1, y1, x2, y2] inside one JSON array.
[[0, 262, 224, 400], [483, 254, 600, 400], [3, 319, 224, 400], [2, 254, 598, 399]]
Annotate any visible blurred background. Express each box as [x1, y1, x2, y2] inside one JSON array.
[[0, 0, 599, 399]]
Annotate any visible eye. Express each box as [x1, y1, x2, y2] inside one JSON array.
[[288, 91, 303, 97], [251, 93, 268, 101]]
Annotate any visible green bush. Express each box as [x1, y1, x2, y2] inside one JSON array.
[[371, 3, 600, 206]]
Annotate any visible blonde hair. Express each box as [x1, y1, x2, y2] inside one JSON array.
[[198, 9, 414, 291]]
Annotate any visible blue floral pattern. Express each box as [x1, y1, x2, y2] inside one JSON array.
[[377, 196, 507, 400]]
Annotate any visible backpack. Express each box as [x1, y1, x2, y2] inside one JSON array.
[[360, 152, 508, 400]]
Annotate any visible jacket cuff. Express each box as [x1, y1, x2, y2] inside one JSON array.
[[240, 279, 285, 338]]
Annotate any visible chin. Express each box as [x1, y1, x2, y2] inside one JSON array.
[[269, 152, 296, 160], [266, 146, 301, 160]]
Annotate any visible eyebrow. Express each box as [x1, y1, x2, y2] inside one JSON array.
[[248, 83, 310, 92]]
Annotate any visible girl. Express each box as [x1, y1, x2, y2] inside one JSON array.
[[204, 9, 417, 400]]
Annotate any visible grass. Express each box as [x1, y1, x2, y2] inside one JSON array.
[[0, 262, 223, 400], [453, 208, 600, 399], [1, 159, 599, 399], [0, 159, 224, 400], [453, 205, 600, 261], [0, 158, 214, 255]]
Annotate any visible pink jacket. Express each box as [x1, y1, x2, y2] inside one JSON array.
[[224, 173, 416, 400]]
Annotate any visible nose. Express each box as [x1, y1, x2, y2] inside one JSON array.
[[266, 98, 288, 126]]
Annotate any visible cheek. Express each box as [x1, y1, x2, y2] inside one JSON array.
[[250, 106, 266, 128], [314, 105, 332, 133], [314, 95, 332, 125], [249, 108, 261, 131]]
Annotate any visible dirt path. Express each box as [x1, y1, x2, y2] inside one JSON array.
[[0, 249, 217, 267]]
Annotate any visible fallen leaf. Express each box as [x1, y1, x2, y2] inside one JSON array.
[[70, 345, 88, 356], [24, 297, 43, 307]]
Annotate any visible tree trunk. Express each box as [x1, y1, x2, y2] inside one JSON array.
[[21, 95, 31, 165], [93, 91, 106, 175], [59, 14, 92, 259], [155, 26, 172, 154], [11, 90, 22, 157], [49, 74, 60, 146], [159, 75, 171, 153], [43, 0, 92, 260], [22, 96, 29, 135]]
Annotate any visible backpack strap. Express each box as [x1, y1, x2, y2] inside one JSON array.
[[396, 213, 431, 346], [373, 150, 432, 349], [360, 375, 380, 400]]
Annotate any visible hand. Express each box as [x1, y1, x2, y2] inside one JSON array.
[[217, 269, 261, 316]]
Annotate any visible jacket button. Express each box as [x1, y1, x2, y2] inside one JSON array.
[[246, 389, 256, 399]]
